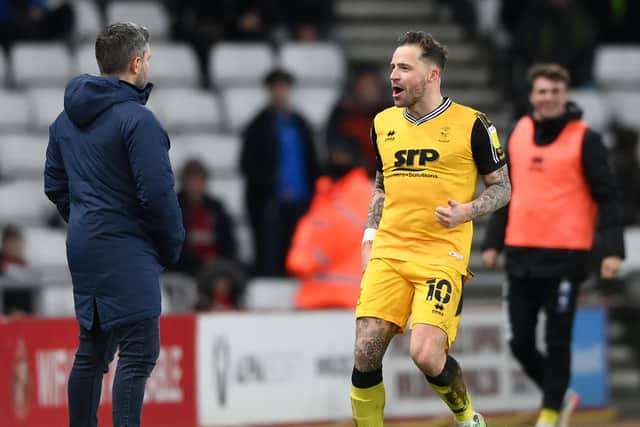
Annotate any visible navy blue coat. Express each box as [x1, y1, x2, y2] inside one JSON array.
[[44, 74, 185, 331]]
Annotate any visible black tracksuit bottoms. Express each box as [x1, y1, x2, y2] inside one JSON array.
[[505, 275, 581, 410]]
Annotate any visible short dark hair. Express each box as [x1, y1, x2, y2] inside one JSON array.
[[264, 69, 294, 87], [95, 22, 150, 75], [527, 63, 571, 87], [2, 224, 22, 247], [397, 31, 448, 70]]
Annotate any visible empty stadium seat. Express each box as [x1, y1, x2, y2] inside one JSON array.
[[210, 43, 275, 88], [208, 175, 245, 220], [28, 88, 64, 131], [74, 43, 100, 75], [235, 223, 253, 264], [23, 227, 68, 268], [149, 43, 199, 88], [291, 86, 340, 131], [621, 226, 640, 276], [0, 50, 6, 86], [278, 42, 346, 87], [0, 134, 48, 180], [220, 87, 267, 132], [569, 89, 612, 133], [12, 43, 73, 88], [72, 0, 102, 41], [594, 46, 640, 89], [106, 1, 169, 39], [167, 137, 188, 175], [176, 133, 241, 177], [607, 91, 640, 130], [0, 180, 52, 226], [243, 277, 298, 310], [151, 88, 221, 132], [0, 90, 30, 131]]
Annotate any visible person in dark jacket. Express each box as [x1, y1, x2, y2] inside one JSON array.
[[173, 158, 237, 276], [240, 68, 319, 276], [481, 63, 624, 427], [44, 22, 185, 427]]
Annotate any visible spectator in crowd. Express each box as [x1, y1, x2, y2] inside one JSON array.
[[240, 69, 319, 277], [286, 141, 372, 309], [195, 259, 246, 310], [0, 224, 35, 314], [501, 0, 598, 116], [0, 0, 74, 48], [173, 159, 238, 277], [586, 0, 640, 43], [276, 0, 334, 41], [327, 67, 388, 177]]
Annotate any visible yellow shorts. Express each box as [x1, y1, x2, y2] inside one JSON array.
[[356, 257, 468, 348]]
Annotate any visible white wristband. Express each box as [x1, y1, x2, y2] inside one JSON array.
[[362, 228, 377, 243]]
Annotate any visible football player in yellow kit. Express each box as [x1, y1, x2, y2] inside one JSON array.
[[350, 31, 511, 427]]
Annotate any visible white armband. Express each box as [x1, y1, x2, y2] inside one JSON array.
[[362, 227, 377, 243]]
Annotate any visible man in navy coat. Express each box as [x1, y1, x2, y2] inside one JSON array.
[[44, 22, 185, 427]]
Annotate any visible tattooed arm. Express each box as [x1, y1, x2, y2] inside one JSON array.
[[435, 164, 511, 228], [366, 171, 385, 229], [362, 171, 384, 271], [471, 164, 511, 219]]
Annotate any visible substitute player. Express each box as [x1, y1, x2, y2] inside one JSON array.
[[351, 32, 511, 427]]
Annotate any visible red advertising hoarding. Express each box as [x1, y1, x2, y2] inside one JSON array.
[[0, 315, 196, 427]]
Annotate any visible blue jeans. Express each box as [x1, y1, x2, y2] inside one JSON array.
[[67, 316, 160, 427]]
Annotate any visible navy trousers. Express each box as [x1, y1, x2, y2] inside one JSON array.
[[67, 315, 160, 427]]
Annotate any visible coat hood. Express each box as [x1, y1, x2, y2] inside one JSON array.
[[63, 74, 153, 128]]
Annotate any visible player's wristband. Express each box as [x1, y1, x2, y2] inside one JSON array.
[[362, 228, 377, 243]]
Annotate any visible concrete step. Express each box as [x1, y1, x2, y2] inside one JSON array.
[[335, 22, 464, 43], [609, 369, 640, 390], [343, 41, 479, 63], [335, 0, 436, 20]]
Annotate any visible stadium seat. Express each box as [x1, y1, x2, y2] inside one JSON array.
[[291, 86, 340, 131], [149, 43, 199, 88], [607, 91, 640, 130], [167, 137, 188, 176], [594, 46, 640, 89], [160, 272, 198, 313], [0, 180, 52, 226], [151, 88, 221, 132], [0, 90, 30, 131], [0, 50, 6, 86], [0, 134, 48, 180], [278, 42, 346, 87], [12, 43, 73, 88], [208, 174, 245, 220], [23, 227, 68, 268], [243, 277, 299, 310], [74, 43, 100, 75], [72, 0, 101, 41], [106, 1, 170, 39], [235, 223, 253, 264], [569, 89, 612, 133], [28, 88, 65, 131], [177, 133, 242, 177], [210, 43, 275, 88], [621, 226, 640, 276], [220, 87, 267, 132]]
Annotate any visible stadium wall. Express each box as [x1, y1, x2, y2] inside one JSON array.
[[0, 308, 607, 426]]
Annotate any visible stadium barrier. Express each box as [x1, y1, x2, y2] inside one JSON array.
[[0, 307, 607, 426]]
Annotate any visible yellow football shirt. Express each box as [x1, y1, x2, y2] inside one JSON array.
[[370, 98, 505, 274]]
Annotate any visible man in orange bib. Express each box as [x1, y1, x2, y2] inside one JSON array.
[[482, 64, 625, 427]]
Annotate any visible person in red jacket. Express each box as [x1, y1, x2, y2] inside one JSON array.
[[286, 141, 372, 309]]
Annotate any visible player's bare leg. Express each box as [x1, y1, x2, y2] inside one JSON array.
[[411, 324, 486, 427], [351, 317, 399, 427]]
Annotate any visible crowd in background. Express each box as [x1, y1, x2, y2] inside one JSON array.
[[1, 0, 640, 315]]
